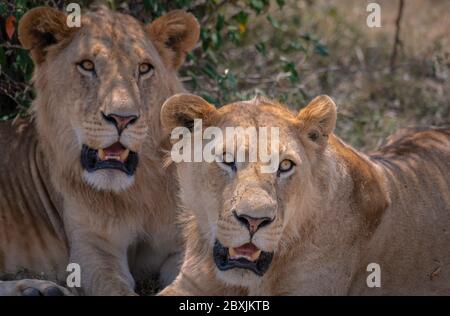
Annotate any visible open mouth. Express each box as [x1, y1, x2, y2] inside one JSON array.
[[213, 240, 274, 276], [81, 142, 138, 176]]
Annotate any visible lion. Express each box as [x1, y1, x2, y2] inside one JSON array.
[[158, 93, 450, 295], [0, 6, 199, 296]]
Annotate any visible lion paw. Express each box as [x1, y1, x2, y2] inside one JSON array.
[[0, 279, 73, 296]]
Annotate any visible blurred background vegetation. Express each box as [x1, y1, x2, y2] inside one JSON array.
[[0, 0, 449, 150]]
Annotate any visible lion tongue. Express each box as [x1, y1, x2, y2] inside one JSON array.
[[229, 243, 261, 262], [98, 142, 129, 161]]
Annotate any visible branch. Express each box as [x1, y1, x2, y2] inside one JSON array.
[[0, 43, 26, 50], [390, 0, 405, 73]]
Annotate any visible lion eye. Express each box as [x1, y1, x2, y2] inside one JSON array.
[[278, 159, 295, 174], [138, 63, 154, 77], [78, 59, 95, 72]]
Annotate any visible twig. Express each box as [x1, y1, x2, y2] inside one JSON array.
[[0, 43, 25, 50], [390, 0, 405, 73]]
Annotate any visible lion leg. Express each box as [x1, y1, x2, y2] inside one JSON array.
[[69, 231, 137, 296], [70, 247, 137, 296], [0, 279, 72, 296]]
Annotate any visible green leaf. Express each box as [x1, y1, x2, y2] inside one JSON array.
[[281, 58, 299, 83], [211, 32, 221, 48], [327, 7, 338, 18], [233, 11, 249, 25], [200, 29, 212, 50], [15, 0, 27, 9], [106, 0, 116, 10], [0, 3, 7, 15], [215, 14, 225, 31], [143, 0, 157, 12], [255, 42, 267, 57], [185, 52, 194, 62], [185, 70, 198, 90], [276, 0, 285, 9], [250, 0, 265, 14], [226, 27, 239, 44], [16, 49, 29, 74], [301, 33, 313, 42], [314, 42, 329, 56], [0, 47, 6, 68], [267, 15, 281, 29], [202, 63, 220, 80], [202, 94, 219, 106], [289, 41, 305, 52]]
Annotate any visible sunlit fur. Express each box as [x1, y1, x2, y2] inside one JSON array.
[[0, 7, 199, 295], [159, 94, 450, 295]]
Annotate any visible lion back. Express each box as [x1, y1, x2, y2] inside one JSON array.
[[366, 127, 450, 294]]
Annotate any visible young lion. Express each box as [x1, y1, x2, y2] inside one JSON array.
[[0, 7, 199, 295], [159, 93, 450, 295]]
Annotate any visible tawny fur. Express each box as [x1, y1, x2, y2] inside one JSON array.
[[159, 94, 450, 295], [0, 7, 199, 296]]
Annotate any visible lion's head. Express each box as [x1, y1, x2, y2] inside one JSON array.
[[161, 94, 339, 286], [18, 7, 199, 192]]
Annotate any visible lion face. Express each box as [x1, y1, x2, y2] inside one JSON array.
[[18, 7, 199, 192], [161, 94, 337, 286]]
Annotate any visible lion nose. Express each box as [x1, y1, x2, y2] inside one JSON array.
[[102, 112, 139, 135], [233, 211, 274, 236]]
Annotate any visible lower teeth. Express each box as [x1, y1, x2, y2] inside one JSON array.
[[229, 249, 261, 262], [97, 150, 129, 162]]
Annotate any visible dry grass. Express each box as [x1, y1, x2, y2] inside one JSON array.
[[215, 0, 450, 150]]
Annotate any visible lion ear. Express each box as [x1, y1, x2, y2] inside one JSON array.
[[297, 95, 337, 145], [147, 10, 200, 70], [18, 7, 76, 65], [161, 93, 217, 133]]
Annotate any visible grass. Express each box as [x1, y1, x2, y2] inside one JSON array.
[[204, 0, 450, 151]]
